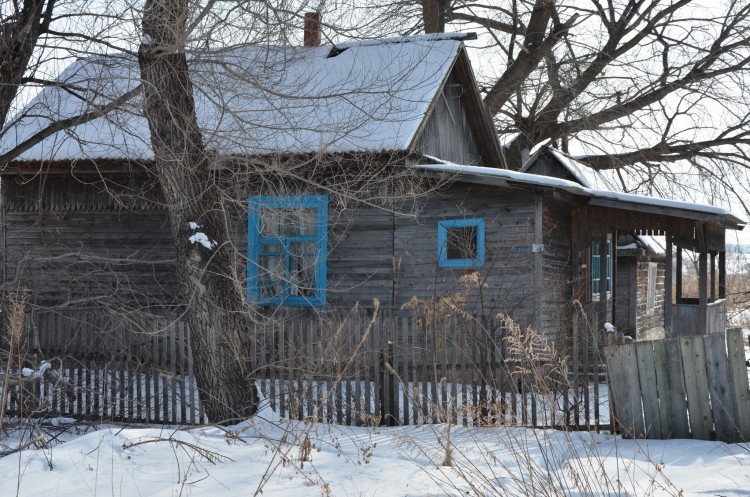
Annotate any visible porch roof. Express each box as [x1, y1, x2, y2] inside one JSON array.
[[414, 162, 746, 230]]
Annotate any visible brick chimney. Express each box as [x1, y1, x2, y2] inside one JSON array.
[[304, 12, 322, 47]]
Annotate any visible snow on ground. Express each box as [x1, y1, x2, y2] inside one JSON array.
[[2, 398, 750, 497]]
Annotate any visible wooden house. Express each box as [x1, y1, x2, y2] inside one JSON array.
[[0, 32, 744, 359]]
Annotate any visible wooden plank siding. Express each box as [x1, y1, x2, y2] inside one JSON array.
[[414, 74, 484, 166], [326, 205, 395, 309], [1, 173, 550, 338], [541, 196, 573, 339], [1, 176, 178, 311], [392, 184, 537, 323]]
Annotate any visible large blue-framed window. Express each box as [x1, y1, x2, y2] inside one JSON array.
[[438, 218, 485, 268], [248, 195, 327, 306], [591, 239, 612, 295]]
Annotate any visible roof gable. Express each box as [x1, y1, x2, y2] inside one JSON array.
[[521, 147, 614, 190], [2, 34, 478, 163]]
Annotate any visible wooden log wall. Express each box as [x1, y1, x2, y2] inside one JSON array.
[[541, 196, 573, 339], [392, 184, 537, 324], [1, 175, 178, 308]]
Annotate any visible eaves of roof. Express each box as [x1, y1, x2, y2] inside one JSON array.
[[414, 162, 746, 230]]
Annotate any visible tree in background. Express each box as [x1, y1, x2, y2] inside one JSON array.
[[356, 0, 750, 210]]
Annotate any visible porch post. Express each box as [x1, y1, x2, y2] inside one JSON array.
[[533, 193, 543, 332], [611, 230, 617, 332], [676, 247, 683, 303], [598, 235, 608, 333], [710, 252, 716, 301], [719, 250, 726, 299], [665, 234, 673, 336], [698, 225, 708, 333]]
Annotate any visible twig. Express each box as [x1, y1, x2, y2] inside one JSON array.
[[122, 437, 234, 464]]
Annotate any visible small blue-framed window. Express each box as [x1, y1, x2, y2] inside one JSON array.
[[248, 195, 327, 306], [438, 218, 485, 268], [592, 239, 612, 295]]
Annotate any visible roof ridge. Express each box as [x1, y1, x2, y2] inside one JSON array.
[[334, 32, 476, 50]]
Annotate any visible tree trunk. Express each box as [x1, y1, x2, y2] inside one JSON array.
[[0, 0, 54, 130], [421, 0, 450, 33], [138, 0, 258, 423]]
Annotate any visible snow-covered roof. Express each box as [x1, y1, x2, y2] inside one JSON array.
[[616, 235, 666, 256], [1, 34, 468, 162], [546, 149, 615, 190], [414, 161, 746, 230], [521, 146, 615, 190], [637, 235, 666, 255]]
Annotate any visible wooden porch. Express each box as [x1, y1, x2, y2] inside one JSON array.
[[572, 202, 736, 339]]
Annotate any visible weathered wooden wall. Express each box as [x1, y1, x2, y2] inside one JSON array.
[[541, 196, 573, 338], [1, 174, 552, 337], [1, 175, 178, 310], [615, 255, 666, 339], [414, 73, 484, 166], [326, 205, 395, 308], [391, 183, 536, 323], [635, 259, 666, 339]]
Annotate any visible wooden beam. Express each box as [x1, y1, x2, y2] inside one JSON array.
[[699, 248, 708, 333], [665, 235, 673, 336], [719, 250, 726, 300], [611, 230, 618, 333], [676, 247, 683, 304], [628, 258, 637, 339], [710, 252, 716, 302], [533, 193, 543, 332], [571, 208, 582, 303], [587, 198, 742, 230], [599, 236, 608, 333]]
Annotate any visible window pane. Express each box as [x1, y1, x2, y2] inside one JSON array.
[[592, 254, 601, 294], [260, 243, 282, 255], [297, 208, 317, 236], [446, 226, 478, 260], [289, 241, 317, 296], [261, 208, 318, 237], [258, 254, 284, 297], [260, 209, 281, 237]]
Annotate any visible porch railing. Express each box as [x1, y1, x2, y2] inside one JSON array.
[[672, 299, 726, 337]]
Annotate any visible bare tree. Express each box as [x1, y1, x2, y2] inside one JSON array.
[[0, 0, 142, 162], [355, 0, 750, 209], [137, 0, 260, 422]]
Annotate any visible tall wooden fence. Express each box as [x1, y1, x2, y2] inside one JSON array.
[[605, 328, 750, 441], [2, 308, 618, 428]]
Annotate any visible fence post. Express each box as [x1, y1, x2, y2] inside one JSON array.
[[380, 341, 396, 426]]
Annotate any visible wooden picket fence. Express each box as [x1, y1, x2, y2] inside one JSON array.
[[3, 314, 201, 424], [2, 307, 618, 428], [252, 309, 618, 429], [605, 328, 750, 442]]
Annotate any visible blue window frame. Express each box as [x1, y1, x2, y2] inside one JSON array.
[[438, 218, 485, 268], [247, 195, 327, 306], [592, 239, 611, 295]]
